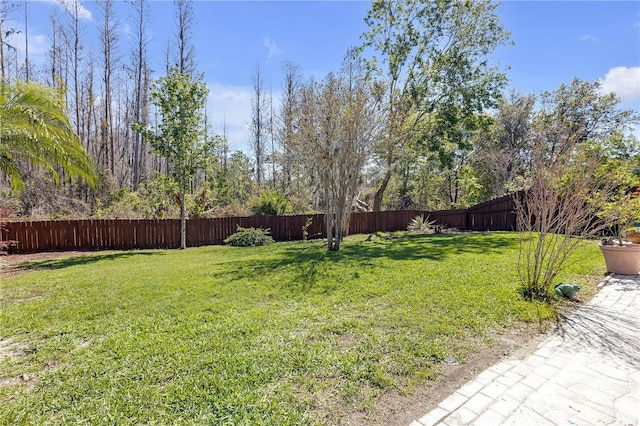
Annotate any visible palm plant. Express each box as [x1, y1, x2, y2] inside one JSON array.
[[0, 80, 96, 191]]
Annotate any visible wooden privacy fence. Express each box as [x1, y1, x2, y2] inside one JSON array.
[[425, 194, 517, 231], [1, 195, 517, 254]]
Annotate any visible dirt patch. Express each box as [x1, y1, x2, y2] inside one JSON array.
[[0, 251, 100, 277], [0, 338, 26, 362], [0, 372, 39, 392], [0, 338, 39, 391]]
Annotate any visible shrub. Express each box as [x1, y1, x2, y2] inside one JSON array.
[[302, 216, 313, 241], [94, 189, 145, 219], [224, 226, 274, 247], [251, 189, 288, 216], [407, 215, 436, 233]]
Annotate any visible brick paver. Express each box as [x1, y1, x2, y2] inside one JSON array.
[[412, 274, 640, 425]]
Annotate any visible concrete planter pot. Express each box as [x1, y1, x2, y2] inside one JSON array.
[[599, 243, 640, 274]]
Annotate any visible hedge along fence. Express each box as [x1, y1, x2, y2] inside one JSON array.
[[1, 195, 518, 254]]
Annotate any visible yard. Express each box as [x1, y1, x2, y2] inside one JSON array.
[[0, 232, 604, 425]]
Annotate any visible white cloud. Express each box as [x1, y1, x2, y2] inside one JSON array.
[[28, 34, 50, 56], [206, 83, 283, 154], [7, 31, 50, 56], [599, 66, 640, 105], [206, 83, 252, 153], [263, 38, 284, 59], [579, 34, 598, 43], [42, 0, 92, 21], [4, 18, 50, 64]]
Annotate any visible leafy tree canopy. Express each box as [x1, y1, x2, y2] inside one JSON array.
[[133, 68, 209, 249]]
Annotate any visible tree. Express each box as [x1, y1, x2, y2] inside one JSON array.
[[22, 0, 31, 82], [360, 0, 510, 210], [218, 151, 253, 208], [473, 92, 536, 199], [535, 78, 638, 154], [0, 0, 18, 83], [0, 80, 97, 191], [250, 63, 268, 186], [172, 0, 195, 75], [129, 0, 150, 190], [133, 68, 208, 249], [268, 83, 277, 189], [516, 79, 640, 300], [47, 14, 64, 90], [276, 60, 302, 193], [417, 108, 490, 209], [98, 0, 121, 175], [59, 0, 85, 144], [294, 52, 380, 251]]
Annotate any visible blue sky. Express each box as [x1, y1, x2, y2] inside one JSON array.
[[7, 0, 640, 151]]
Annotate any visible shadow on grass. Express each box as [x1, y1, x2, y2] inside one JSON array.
[[343, 232, 520, 261], [215, 232, 520, 293], [15, 250, 163, 272]]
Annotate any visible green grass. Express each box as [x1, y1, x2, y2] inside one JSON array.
[[0, 232, 604, 424]]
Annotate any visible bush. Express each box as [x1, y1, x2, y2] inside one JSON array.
[[407, 215, 436, 233], [302, 216, 313, 241], [251, 189, 288, 216], [94, 189, 145, 219], [224, 226, 274, 247]]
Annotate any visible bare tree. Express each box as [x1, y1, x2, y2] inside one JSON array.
[[277, 60, 301, 193], [148, 0, 197, 178], [47, 14, 64, 89], [268, 82, 276, 188], [130, 0, 150, 190], [84, 61, 97, 163], [58, 0, 85, 145], [173, 0, 195, 75], [516, 79, 640, 300], [98, 0, 121, 175], [22, 0, 30, 81], [515, 142, 613, 300], [0, 0, 18, 84], [294, 51, 380, 251], [250, 63, 268, 186]]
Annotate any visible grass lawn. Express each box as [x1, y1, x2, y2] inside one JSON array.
[[0, 232, 604, 425]]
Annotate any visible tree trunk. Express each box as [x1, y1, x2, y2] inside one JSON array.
[[324, 172, 335, 251], [373, 167, 393, 211], [23, 1, 29, 82], [180, 191, 186, 249], [0, 1, 7, 83], [251, 64, 266, 187], [132, 0, 147, 190], [333, 204, 342, 252], [73, 1, 81, 143]]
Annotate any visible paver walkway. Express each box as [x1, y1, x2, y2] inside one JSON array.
[[411, 274, 640, 426]]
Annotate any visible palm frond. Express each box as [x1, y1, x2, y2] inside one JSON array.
[[0, 80, 97, 191]]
